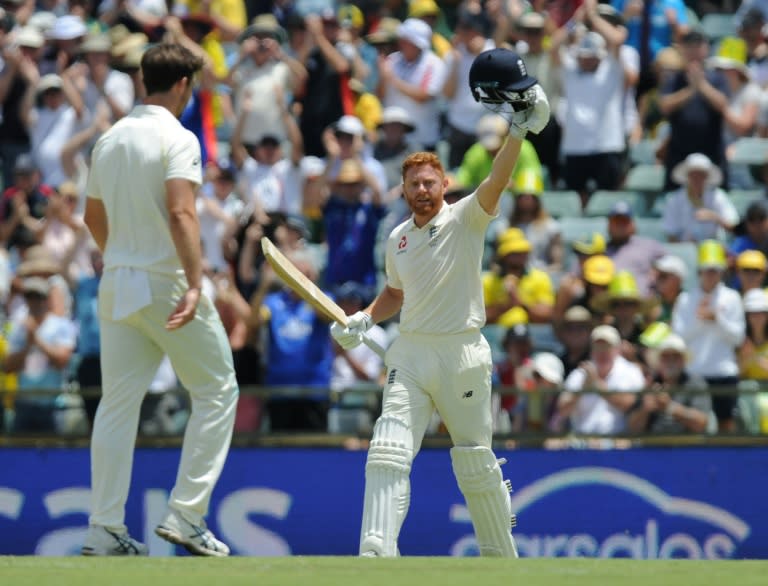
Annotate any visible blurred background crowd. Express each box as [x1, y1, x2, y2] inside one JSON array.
[[1, 0, 768, 440]]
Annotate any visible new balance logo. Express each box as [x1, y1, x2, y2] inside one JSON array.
[[388, 369, 397, 384], [462, 390, 474, 399]]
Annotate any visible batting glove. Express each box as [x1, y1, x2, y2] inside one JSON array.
[[330, 311, 373, 350], [509, 84, 551, 138]]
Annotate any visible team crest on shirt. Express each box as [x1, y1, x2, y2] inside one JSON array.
[[397, 235, 408, 254], [428, 225, 440, 247]]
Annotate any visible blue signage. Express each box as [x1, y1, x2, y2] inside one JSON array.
[[0, 447, 764, 558]]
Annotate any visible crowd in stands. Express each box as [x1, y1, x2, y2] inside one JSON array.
[[2, 0, 768, 438]]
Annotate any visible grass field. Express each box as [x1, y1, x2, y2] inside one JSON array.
[[2, 557, 768, 586]]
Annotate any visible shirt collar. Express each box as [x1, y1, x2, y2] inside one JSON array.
[[406, 201, 451, 232]]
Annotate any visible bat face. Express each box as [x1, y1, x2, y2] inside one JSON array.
[[260, 237, 349, 326]]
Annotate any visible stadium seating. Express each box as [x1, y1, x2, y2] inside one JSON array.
[[663, 241, 698, 291], [559, 216, 608, 246], [629, 138, 660, 166], [634, 217, 667, 242], [585, 190, 647, 217], [700, 13, 738, 43], [482, 324, 507, 364], [624, 164, 665, 193], [729, 189, 765, 216], [730, 137, 768, 166], [540, 190, 582, 218]]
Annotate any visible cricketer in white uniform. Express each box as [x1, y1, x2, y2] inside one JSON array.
[[332, 86, 551, 557], [81, 44, 238, 557]]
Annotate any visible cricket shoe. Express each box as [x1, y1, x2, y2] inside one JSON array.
[[155, 508, 230, 557], [82, 525, 149, 556]]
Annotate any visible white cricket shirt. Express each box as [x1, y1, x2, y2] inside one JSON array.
[[86, 105, 203, 276], [385, 193, 495, 335]]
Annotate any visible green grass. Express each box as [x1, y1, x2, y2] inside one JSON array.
[[2, 557, 768, 586]]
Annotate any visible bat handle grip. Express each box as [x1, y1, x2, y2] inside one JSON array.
[[362, 334, 386, 359]]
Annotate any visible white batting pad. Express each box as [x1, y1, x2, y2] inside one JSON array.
[[450, 446, 519, 557], [359, 415, 414, 557]]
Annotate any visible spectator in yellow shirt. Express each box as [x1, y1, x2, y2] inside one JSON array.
[[483, 228, 555, 327], [174, 0, 246, 42]]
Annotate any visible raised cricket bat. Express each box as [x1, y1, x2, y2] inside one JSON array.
[[261, 237, 385, 358]]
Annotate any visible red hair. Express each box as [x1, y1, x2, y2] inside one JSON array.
[[401, 152, 444, 182]]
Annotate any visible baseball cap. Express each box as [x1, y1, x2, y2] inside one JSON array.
[[397, 18, 431, 51], [16, 26, 45, 48], [335, 115, 365, 137], [497, 227, 531, 256], [744, 288, 768, 312], [13, 152, 36, 174], [532, 352, 564, 385], [22, 276, 51, 297], [36, 73, 63, 94], [379, 106, 416, 132], [338, 4, 364, 29], [300, 155, 325, 179], [654, 254, 687, 280], [572, 232, 606, 255], [576, 32, 607, 59], [582, 254, 615, 286], [503, 323, 530, 345], [563, 305, 592, 323], [608, 201, 634, 218], [697, 239, 726, 270], [476, 114, 508, 151], [638, 321, 672, 348], [656, 332, 688, 356], [737, 249, 768, 271], [48, 14, 87, 40], [590, 324, 621, 347], [408, 0, 440, 18]]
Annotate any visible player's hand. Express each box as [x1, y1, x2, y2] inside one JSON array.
[[166, 287, 200, 330], [330, 311, 373, 350], [511, 84, 550, 136]]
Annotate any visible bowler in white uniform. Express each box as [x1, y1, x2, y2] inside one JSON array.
[[332, 83, 551, 557], [81, 43, 238, 557]]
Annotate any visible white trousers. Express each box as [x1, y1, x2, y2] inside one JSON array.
[[380, 329, 494, 451], [89, 270, 238, 529]]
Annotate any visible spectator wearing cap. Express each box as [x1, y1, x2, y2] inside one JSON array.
[[557, 324, 645, 434], [229, 14, 306, 148], [606, 200, 666, 296], [0, 25, 44, 188], [550, 6, 627, 195], [196, 159, 244, 274], [377, 17, 447, 151], [323, 114, 388, 195], [662, 153, 738, 243], [736, 8, 768, 86], [297, 11, 357, 157], [365, 16, 401, 58], [729, 201, 768, 261], [708, 57, 761, 160], [650, 254, 686, 322], [0, 153, 53, 250], [513, 11, 563, 187], [407, 0, 451, 58], [20, 70, 86, 188], [483, 227, 555, 327], [556, 305, 594, 378], [12, 244, 73, 319], [442, 7, 495, 169], [503, 170, 563, 274], [320, 157, 385, 288], [455, 113, 543, 191], [42, 15, 88, 72], [610, 0, 689, 96], [77, 33, 134, 122], [554, 253, 615, 322], [529, 352, 566, 431], [627, 333, 714, 434], [568, 231, 606, 272], [230, 84, 304, 215], [671, 240, 745, 432], [659, 30, 730, 191], [739, 288, 768, 381], [373, 106, 422, 191], [591, 270, 657, 362], [735, 250, 768, 294], [3, 276, 77, 434]]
